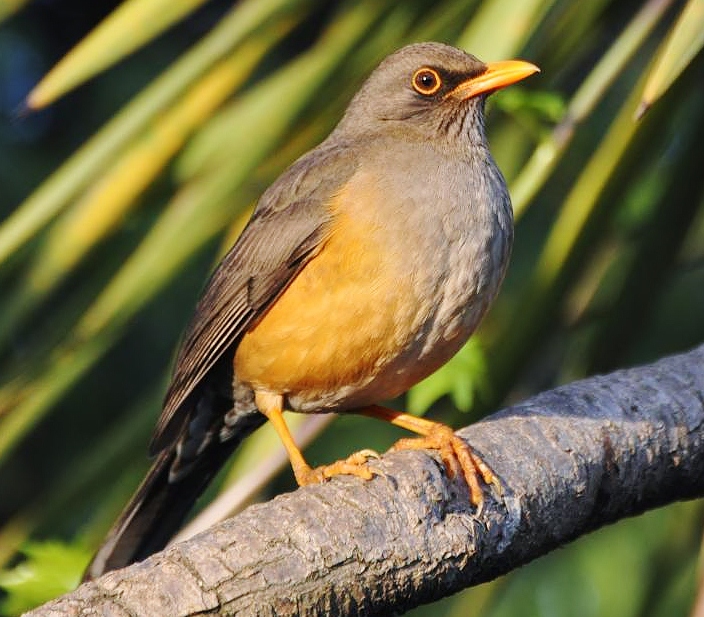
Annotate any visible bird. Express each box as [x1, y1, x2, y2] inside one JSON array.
[[85, 42, 538, 580]]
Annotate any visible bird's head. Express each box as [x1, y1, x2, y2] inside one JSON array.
[[337, 42, 539, 147]]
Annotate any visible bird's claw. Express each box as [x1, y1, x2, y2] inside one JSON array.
[[390, 426, 498, 508], [294, 449, 380, 486]]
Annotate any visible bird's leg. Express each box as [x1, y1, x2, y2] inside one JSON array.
[[359, 405, 498, 507], [255, 391, 376, 486]]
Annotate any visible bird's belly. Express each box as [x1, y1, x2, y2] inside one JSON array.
[[234, 210, 461, 411]]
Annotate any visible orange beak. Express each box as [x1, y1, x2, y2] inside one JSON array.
[[451, 59, 540, 99]]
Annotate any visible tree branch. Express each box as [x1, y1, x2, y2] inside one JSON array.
[[27, 345, 704, 616]]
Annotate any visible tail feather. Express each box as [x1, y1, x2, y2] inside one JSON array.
[[84, 412, 265, 580]]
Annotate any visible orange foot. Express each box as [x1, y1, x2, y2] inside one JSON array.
[[293, 449, 380, 486], [360, 405, 499, 508], [390, 425, 497, 507]]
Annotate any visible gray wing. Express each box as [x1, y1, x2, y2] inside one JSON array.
[[150, 140, 358, 453]]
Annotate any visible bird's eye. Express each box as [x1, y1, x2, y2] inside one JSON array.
[[412, 68, 442, 96]]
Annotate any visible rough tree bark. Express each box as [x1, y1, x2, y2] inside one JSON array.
[[27, 345, 704, 616]]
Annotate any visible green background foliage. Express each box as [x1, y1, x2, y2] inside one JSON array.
[[0, 0, 703, 613]]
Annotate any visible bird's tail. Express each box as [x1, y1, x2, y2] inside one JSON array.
[[84, 413, 265, 581]]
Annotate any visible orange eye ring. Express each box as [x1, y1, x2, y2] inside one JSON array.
[[412, 68, 442, 96]]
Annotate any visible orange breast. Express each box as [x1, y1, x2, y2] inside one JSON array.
[[234, 180, 427, 405]]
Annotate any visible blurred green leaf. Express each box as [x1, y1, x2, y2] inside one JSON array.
[[511, 0, 676, 217], [177, 0, 388, 179], [5, 33, 283, 341], [0, 0, 312, 268], [638, 0, 704, 118], [0, 541, 90, 615], [0, 0, 28, 23], [26, 0, 308, 109], [408, 339, 489, 415], [0, 338, 108, 465], [495, 88, 566, 123], [458, 0, 555, 58]]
